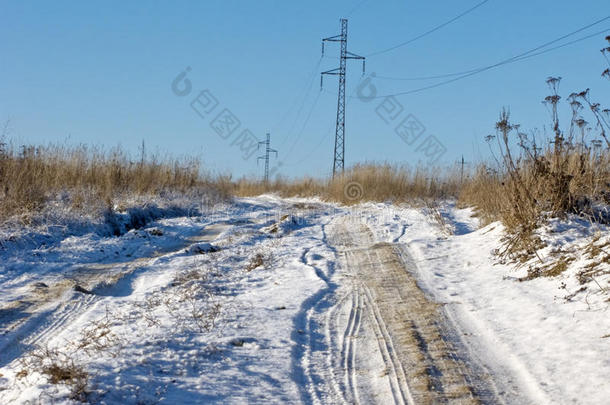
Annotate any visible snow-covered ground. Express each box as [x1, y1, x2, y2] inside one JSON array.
[[359, 202, 610, 404], [0, 195, 608, 404]]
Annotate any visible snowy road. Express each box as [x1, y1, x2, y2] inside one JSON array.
[[0, 196, 608, 404], [331, 219, 486, 403], [296, 217, 498, 404]]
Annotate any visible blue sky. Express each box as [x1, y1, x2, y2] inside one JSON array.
[[1, 0, 609, 179]]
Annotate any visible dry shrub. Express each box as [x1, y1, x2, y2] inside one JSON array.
[[245, 253, 265, 271], [72, 311, 123, 357], [461, 37, 610, 257], [245, 250, 275, 271], [18, 345, 89, 401], [160, 268, 221, 333]]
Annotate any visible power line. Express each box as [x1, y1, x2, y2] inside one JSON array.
[[275, 57, 323, 149], [284, 91, 322, 159], [362, 17, 610, 99], [375, 70, 479, 81], [281, 60, 322, 145], [291, 81, 362, 167], [374, 27, 610, 82], [346, 0, 370, 18], [507, 28, 610, 63], [366, 0, 491, 57]]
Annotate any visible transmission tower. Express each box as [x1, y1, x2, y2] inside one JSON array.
[[258, 133, 278, 183], [321, 18, 365, 177]]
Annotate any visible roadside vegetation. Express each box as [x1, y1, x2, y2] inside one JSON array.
[[0, 137, 232, 222], [233, 164, 461, 204]]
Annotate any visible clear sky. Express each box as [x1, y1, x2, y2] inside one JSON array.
[[1, 0, 609, 179]]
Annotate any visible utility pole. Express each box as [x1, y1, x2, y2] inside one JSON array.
[[139, 139, 145, 166], [460, 155, 464, 184], [258, 133, 278, 183], [459, 155, 470, 184], [321, 18, 365, 177]]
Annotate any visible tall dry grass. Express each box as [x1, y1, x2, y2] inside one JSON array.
[[460, 77, 610, 257], [234, 163, 462, 205], [0, 140, 230, 220]]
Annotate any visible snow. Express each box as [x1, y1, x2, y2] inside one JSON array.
[[357, 201, 610, 405], [0, 195, 608, 404]]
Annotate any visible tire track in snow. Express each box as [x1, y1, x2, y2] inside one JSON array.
[[291, 279, 340, 404], [26, 293, 98, 347], [292, 217, 372, 405], [0, 220, 230, 369], [342, 243, 413, 405], [330, 218, 494, 404], [325, 289, 353, 404], [301, 247, 329, 284], [341, 287, 362, 405], [360, 283, 414, 405], [0, 289, 100, 367], [291, 220, 344, 405]]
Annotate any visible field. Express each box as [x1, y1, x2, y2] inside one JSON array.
[[1, 39, 610, 405]]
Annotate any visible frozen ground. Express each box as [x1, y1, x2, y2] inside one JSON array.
[[0, 195, 608, 404]]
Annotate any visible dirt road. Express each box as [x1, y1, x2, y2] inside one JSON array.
[[314, 218, 500, 404]]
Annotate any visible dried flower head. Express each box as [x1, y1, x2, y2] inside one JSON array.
[[569, 100, 583, 113], [574, 118, 587, 129]]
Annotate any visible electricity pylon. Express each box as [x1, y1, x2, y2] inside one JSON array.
[[258, 133, 277, 183], [321, 18, 365, 177]]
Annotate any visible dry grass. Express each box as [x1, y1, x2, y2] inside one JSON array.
[[579, 235, 610, 285], [0, 139, 231, 220], [245, 253, 265, 271], [245, 251, 274, 271], [2, 95, 608, 268], [234, 163, 462, 205], [158, 268, 222, 333], [459, 80, 610, 258], [458, 39, 610, 260], [72, 311, 123, 357], [461, 124, 610, 225], [18, 345, 89, 401]]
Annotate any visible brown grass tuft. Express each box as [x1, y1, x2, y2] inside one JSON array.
[[18, 345, 89, 401]]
